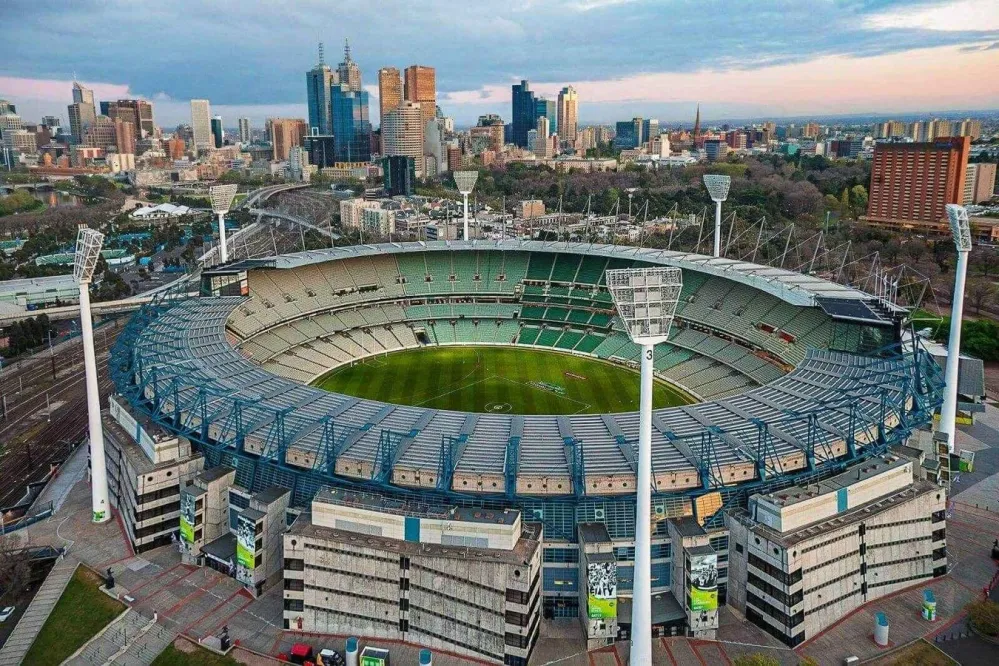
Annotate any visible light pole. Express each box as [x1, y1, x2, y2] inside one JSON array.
[[74, 225, 110, 523], [606, 266, 682, 666], [209, 184, 238, 264], [940, 204, 972, 453], [453, 171, 479, 241], [703, 174, 731, 258], [626, 187, 638, 221]]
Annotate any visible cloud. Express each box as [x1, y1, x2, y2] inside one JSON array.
[[863, 0, 999, 32], [1, 0, 998, 125]]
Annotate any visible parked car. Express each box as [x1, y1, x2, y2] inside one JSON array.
[[0, 607, 15, 622]]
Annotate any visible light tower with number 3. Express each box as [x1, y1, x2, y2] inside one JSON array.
[[210, 184, 238, 264], [606, 266, 683, 665], [74, 225, 110, 523], [940, 204, 972, 452]]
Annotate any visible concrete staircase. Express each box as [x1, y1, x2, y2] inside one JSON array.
[[0, 557, 78, 666], [65, 609, 176, 666]]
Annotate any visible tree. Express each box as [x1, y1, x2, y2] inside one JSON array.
[[0, 540, 32, 606], [966, 279, 997, 315], [839, 188, 851, 219], [849, 184, 868, 216]]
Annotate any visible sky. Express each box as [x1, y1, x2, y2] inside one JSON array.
[[1, 0, 998, 128]]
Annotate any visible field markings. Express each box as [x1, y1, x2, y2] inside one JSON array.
[[494, 376, 593, 414], [413, 375, 495, 407]]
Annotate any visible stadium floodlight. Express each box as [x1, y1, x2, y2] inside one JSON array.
[[606, 266, 682, 666], [939, 204, 972, 452], [209, 184, 238, 263], [453, 171, 479, 241], [74, 225, 111, 523], [626, 187, 638, 220], [703, 174, 731, 258]]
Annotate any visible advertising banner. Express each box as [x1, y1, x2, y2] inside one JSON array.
[[236, 512, 256, 574], [689, 553, 718, 612], [179, 491, 196, 544], [586, 561, 618, 619]]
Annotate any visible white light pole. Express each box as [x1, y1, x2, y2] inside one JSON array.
[[453, 171, 478, 241], [210, 184, 238, 264], [74, 225, 110, 523], [703, 174, 731, 258], [940, 204, 972, 452], [606, 266, 682, 666], [626, 187, 638, 220]]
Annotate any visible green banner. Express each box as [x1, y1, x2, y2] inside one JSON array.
[[689, 553, 718, 612], [586, 562, 618, 619], [236, 513, 256, 570], [179, 491, 196, 544]]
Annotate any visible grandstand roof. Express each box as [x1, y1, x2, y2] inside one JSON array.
[[259, 241, 871, 307], [118, 295, 925, 497]]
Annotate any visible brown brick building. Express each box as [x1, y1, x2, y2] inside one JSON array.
[[864, 137, 970, 232]]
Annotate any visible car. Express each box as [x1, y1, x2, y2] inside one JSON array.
[[0, 607, 15, 622]]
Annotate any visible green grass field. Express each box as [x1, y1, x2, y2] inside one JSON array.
[[23, 567, 126, 666], [314, 346, 694, 414]]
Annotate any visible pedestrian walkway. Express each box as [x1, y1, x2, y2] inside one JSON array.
[[64, 607, 177, 666], [29, 437, 89, 514], [0, 556, 78, 666]]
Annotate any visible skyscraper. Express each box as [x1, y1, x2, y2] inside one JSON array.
[[511, 80, 536, 148], [82, 116, 117, 151], [190, 99, 212, 150], [113, 117, 136, 154], [535, 116, 552, 158], [404, 65, 436, 131], [866, 137, 970, 229], [337, 40, 362, 92], [267, 118, 308, 161], [381, 101, 423, 166], [68, 82, 96, 144], [534, 98, 556, 137], [557, 86, 578, 144], [105, 99, 154, 138], [238, 117, 251, 144], [211, 116, 224, 148], [378, 67, 402, 128], [331, 83, 371, 163], [306, 42, 335, 135]]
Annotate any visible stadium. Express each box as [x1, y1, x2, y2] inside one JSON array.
[[109, 239, 945, 619]]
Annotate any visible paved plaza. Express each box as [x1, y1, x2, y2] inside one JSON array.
[[5, 406, 999, 665]]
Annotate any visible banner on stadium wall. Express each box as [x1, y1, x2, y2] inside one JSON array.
[[586, 561, 618, 619], [179, 491, 196, 544], [689, 553, 718, 612], [236, 512, 255, 570]]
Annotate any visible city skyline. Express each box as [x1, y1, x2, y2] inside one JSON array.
[[2, 0, 998, 127]]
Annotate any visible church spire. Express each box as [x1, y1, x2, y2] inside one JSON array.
[[693, 103, 701, 137]]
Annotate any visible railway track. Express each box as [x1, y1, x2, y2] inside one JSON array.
[[0, 330, 120, 507]]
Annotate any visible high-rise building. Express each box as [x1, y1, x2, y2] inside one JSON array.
[[403, 65, 436, 131], [330, 83, 372, 163], [381, 101, 423, 168], [876, 121, 906, 138], [866, 137, 970, 229], [447, 145, 463, 172], [424, 117, 447, 174], [68, 82, 97, 145], [383, 155, 416, 197], [0, 99, 15, 115], [190, 99, 212, 150], [642, 119, 659, 148], [167, 136, 186, 160], [211, 116, 224, 148], [238, 117, 251, 144], [802, 122, 820, 139], [303, 134, 337, 168], [113, 117, 136, 154], [337, 40, 362, 92], [963, 162, 997, 204], [306, 42, 335, 135], [511, 80, 536, 148], [534, 98, 556, 136], [614, 118, 643, 149], [105, 99, 154, 138], [953, 119, 982, 140], [378, 67, 402, 128], [83, 116, 117, 151], [704, 138, 729, 162], [534, 116, 552, 158], [268, 118, 308, 161], [557, 86, 578, 144]]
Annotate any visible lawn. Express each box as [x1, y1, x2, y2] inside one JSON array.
[[152, 642, 241, 666], [314, 346, 694, 414], [868, 639, 957, 666], [22, 566, 125, 665]]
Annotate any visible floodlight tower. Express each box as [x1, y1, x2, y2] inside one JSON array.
[[626, 187, 638, 220], [453, 171, 479, 241], [703, 174, 731, 258], [74, 226, 110, 523], [940, 204, 972, 452], [209, 184, 238, 264], [606, 266, 682, 666]]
